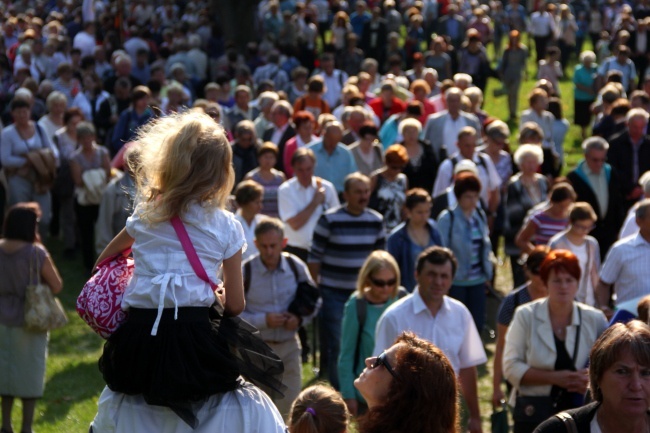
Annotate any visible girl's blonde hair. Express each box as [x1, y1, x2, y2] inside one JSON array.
[[289, 384, 349, 433], [129, 111, 234, 223], [355, 250, 401, 299]]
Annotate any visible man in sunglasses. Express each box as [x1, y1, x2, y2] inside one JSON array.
[[374, 246, 486, 433]]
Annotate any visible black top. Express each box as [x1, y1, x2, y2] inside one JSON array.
[[551, 335, 583, 412], [533, 402, 600, 433]]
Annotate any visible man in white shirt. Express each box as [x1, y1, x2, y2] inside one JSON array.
[[374, 246, 486, 433], [277, 148, 339, 262], [72, 21, 97, 58], [596, 198, 650, 318], [313, 53, 349, 109], [432, 126, 501, 214]]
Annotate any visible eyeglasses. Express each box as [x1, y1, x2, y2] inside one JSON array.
[[370, 277, 397, 287], [573, 223, 595, 232], [372, 351, 399, 379]]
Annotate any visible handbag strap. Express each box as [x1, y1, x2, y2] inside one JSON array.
[[30, 245, 41, 286], [170, 216, 217, 291], [556, 412, 578, 433], [571, 307, 582, 370]]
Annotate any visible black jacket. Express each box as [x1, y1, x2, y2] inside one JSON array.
[[607, 131, 650, 200], [533, 402, 599, 433], [567, 163, 626, 260], [263, 124, 296, 173]]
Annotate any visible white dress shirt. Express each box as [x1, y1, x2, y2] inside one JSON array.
[[442, 115, 468, 156], [374, 291, 487, 374], [600, 233, 650, 304], [277, 177, 340, 249]]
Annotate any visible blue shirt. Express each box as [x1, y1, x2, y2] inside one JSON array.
[[307, 141, 359, 193], [573, 64, 596, 101]]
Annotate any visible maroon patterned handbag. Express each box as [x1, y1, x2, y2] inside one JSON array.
[[77, 249, 134, 338]]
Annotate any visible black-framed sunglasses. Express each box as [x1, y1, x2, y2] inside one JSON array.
[[372, 351, 399, 380], [370, 277, 397, 287]]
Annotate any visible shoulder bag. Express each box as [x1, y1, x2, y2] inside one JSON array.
[[24, 247, 68, 332]]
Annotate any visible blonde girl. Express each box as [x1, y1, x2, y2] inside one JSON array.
[[289, 384, 350, 433], [95, 111, 283, 427]]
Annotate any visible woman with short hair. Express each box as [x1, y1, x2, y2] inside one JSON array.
[[504, 144, 549, 286], [398, 118, 440, 192], [437, 173, 493, 333], [369, 144, 409, 230], [516, 182, 577, 255], [387, 188, 443, 292], [534, 320, 650, 433], [503, 250, 608, 433]]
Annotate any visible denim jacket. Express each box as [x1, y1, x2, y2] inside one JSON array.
[[437, 205, 493, 283]]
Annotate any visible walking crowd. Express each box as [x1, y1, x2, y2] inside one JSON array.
[[1, 0, 650, 432]]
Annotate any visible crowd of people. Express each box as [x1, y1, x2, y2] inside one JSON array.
[[1, 0, 650, 432]]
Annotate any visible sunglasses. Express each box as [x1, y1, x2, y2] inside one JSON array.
[[370, 277, 397, 287], [372, 351, 399, 379]]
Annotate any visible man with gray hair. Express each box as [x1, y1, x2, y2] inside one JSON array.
[[262, 100, 296, 173], [566, 136, 625, 259], [423, 87, 482, 157], [608, 108, 650, 210], [596, 198, 650, 319], [254, 91, 280, 139]]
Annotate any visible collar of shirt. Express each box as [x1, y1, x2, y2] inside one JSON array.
[[233, 105, 252, 118], [631, 232, 650, 247], [257, 254, 291, 274], [413, 288, 451, 316], [583, 163, 605, 178]]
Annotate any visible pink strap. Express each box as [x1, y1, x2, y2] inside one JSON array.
[[170, 216, 217, 290]]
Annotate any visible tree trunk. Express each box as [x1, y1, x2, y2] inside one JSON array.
[[211, 0, 261, 51]]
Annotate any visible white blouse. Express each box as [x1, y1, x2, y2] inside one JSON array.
[[121, 202, 246, 335]]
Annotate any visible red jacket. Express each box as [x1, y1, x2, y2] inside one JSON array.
[[369, 97, 407, 124]]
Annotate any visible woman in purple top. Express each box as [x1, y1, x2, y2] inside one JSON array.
[[516, 182, 576, 254]]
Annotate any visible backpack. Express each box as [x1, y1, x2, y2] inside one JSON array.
[[448, 153, 488, 183]]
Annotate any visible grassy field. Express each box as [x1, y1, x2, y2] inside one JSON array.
[[13, 45, 588, 432]]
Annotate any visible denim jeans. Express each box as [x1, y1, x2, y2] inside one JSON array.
[[449, 282, 487, 333], [318, 287, 351, 390]]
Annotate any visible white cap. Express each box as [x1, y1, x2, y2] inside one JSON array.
[[454, 159, 479, 176]]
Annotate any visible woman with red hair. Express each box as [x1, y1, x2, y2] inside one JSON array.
[[354, 331, 460, 433], [503, 250, 608, 433]]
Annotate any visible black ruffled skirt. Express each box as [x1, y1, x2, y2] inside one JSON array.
[[99, 306, 285, 428]]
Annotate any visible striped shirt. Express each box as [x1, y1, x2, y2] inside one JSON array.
[[309, 206, 385, 292], [530, 211, 568, 246]]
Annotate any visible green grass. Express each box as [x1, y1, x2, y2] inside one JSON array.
[[16, 41, 591, 433]]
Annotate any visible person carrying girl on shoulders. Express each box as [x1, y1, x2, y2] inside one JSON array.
[[95, 111, 284, 428]]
